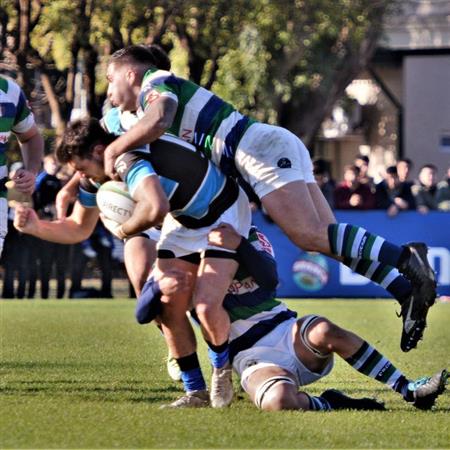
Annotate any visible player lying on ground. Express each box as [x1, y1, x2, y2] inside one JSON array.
[[14, 117, 253, 408], [103, 45, 436, 353], [136, 223, 448, 410]]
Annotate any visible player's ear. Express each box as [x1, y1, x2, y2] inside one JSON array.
[[126, 68, 137, 84], [92, 144, 106, 158]]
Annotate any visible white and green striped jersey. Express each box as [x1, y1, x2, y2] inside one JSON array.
[[225, 228, 297, 362], [139, 68, 256, 177], [0, 76, 36, 194]]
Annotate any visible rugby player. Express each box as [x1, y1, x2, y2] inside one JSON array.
[[101, 45, 436, 353], [137, 223, 447, 411], [14, 117, 251, 408], [0, 75, 44, 256]]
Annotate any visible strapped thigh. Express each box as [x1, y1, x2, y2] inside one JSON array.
[[255, 376, 296, 409], [299, 315, 330, 358]]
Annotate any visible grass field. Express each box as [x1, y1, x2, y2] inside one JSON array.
[[1, 298, 449, 449]]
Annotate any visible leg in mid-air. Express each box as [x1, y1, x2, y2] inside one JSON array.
[[237, 124, 436, 351]]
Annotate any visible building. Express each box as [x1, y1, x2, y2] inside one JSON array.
[[316, 0, 450, 181]]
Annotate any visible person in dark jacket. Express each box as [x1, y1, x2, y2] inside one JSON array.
[[375, 166, 415, 216]]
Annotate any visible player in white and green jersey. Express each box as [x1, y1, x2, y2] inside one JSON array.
[[0, 76, 44, 256], [137, 223, 447, 412], [104, 45, 437, 354], [139, 67, 256, 175]]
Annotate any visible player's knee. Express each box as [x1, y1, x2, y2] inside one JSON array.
[[307, 319, 343, 352], [194, 299, 219, 320], [260, 383, 299, 411]]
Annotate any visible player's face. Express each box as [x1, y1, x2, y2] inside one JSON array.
[[69, 155, 107, 183], [106, 63, 137, 112]]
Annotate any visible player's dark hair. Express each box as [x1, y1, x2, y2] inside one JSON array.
[[56, 118, 116, 163], [110, 44, 171, 71]]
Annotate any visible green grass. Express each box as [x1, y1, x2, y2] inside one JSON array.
[[0, 299, 449, 449]]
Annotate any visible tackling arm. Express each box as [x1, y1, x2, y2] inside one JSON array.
[[104, 96, 177, 177]]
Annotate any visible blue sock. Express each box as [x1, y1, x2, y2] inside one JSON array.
[[207, 347, 230, 369], [176, 353, 206, 393]]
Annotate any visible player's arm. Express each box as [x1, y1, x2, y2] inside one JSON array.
[[55, 171, 82, 219], [104, 96, 177, 178], [10, 124, 44, 195], [208, 223, 279, 291], [112, 153, 169, 239], [14, 200, 99, 244]]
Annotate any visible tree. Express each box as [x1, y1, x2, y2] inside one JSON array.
[[213, 0, 396, 147], [0, 0, 396, 146]]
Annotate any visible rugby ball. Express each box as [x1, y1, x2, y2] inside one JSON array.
[[96, 181, 135, 224]]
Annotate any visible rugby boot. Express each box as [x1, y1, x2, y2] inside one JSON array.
[[321, 389, 386, 411], [398, 242, 437, 351], [405, 369, 448, 410], [160, 389, 209, 409], [399, 242, 437, 308], [398, 286, 427, 352], [210, 364, 234, 408]]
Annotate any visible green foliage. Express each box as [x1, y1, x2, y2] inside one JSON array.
[[1, 299, 449, 448], [2, 0, 394, 138]]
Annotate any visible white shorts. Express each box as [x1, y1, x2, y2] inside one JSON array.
[[233, 317, 334, 391], [142, 227, 161, 242], [156, 187, 251, 257], [234, 123, 315, 198]]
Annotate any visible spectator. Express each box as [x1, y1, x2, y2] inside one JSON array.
[[334, 165, 376, 210], [375, 166, 415, 216], [2, 162, 37, 299], [69, 222, 114, 299], [396, 158, 414, 185], [32, 154, 68, 298], [412, 164, 439, 214], [354, 154, 374, 188], [313, 159, 335, 208], [436, 167, 450, 211]]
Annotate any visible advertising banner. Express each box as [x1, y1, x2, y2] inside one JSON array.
[[252, 211, 450, 298]]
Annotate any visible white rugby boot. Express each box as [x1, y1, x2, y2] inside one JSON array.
[[210, 364, 234, 408], [160, 389, 209, 409]]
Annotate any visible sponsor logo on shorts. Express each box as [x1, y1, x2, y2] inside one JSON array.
[[277, 157, 291, 168]]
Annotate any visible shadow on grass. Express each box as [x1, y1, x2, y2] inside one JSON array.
[[0, 379, 182, 404]]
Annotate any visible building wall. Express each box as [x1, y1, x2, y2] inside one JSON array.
[[404, 55, 450, 179]]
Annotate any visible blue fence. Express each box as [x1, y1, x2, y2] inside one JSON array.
[[252, 210, 450, 298]]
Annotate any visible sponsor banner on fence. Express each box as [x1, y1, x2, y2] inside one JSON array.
[[252, 210, 450, 298]]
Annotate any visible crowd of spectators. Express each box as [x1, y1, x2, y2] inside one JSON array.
[[315, 155, 450, 215], [1, 152, 448, 299]]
